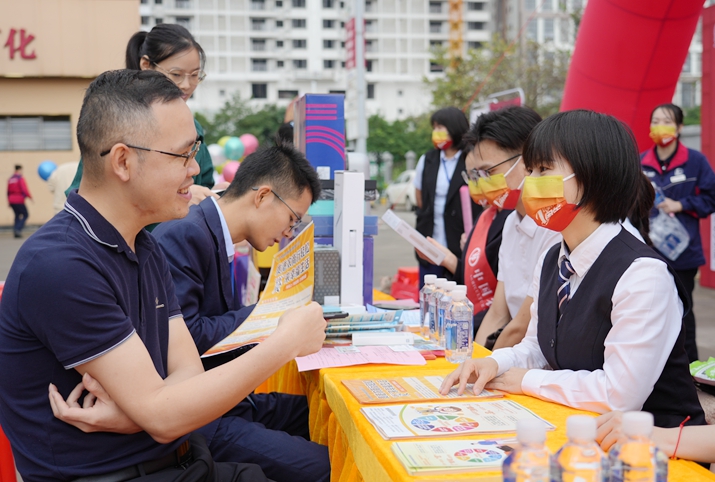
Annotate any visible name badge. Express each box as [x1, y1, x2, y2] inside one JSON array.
[[670, 174, 686, 184]]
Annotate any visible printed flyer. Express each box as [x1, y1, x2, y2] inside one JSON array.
[[343, 375, 503, 404], [202, 223, 314, 357], [361, 400, 555, 440]]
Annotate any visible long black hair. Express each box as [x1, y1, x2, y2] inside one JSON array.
[[125, 24, 205, 71]]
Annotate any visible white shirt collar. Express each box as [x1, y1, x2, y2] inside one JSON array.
[[210, 196, 235, 263], [514, 211, 538, 238], [558, 222, 622, 278], [440, 149, 462, 163]]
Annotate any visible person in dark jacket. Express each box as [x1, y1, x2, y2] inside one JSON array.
[[641, 103, 715, 362], [413, 106, 479, 287]]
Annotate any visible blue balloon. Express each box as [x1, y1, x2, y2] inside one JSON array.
[[224, 137, 245, 161], [38, 160, 57, 181]]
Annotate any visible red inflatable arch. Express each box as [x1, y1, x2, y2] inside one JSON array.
[[561, 0, 703, 151]]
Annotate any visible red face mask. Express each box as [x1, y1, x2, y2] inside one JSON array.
[[432, 130, 453, 151]]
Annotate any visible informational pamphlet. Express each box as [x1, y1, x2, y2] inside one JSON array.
[[381, 209, 446, 266], [392, 438, 518, 476], [343, 375, 503, 404], [202, 223, 315, 357], [361, 400, 555, 440], [294, 345, 427, 371]]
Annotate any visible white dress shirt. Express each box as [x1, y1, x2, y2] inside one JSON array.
[[489, 222, 683, 414], [496, 212, 561, 318], [210, 196, 235, 263], [414, 150, 461, 248]]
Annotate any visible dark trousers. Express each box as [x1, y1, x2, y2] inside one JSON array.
[[10, 203, 27, 235], [675, 268, 699, 363], [199, 393, 330, 482]]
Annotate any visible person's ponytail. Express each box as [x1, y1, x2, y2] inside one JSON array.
[[125, 31, 148, 70], [629, 172, 655, 246]]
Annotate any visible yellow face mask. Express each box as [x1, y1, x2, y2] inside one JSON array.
[[432, 130, 453, 150], [467, 179, 487, 206], [476, 156, 523, 210], [649, 125, 677, 148], [521, 174, 579, 232]]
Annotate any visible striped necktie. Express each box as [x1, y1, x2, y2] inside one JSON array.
[[557, 257, 575, 319]]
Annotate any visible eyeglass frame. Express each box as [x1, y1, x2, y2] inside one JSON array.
[[99, 137, 202, 168], [466, 153, 522, 181], [252, 187, 302, 231], [152, 62, 207, 86]]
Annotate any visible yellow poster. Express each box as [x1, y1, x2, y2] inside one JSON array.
[[202, 222, 315, 357]]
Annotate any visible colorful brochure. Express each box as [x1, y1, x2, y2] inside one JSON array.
[[381, 209, 446, 265], [202, 223, 314, 357], [392, 438, 518, 476], [361, 400, 555, 440], [295, 345, 427, 372], [343, 375, 503, 404]]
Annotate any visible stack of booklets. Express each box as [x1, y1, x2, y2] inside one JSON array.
[[325, 311, 404, 339], [361, 400, 555, 440], [391, 438, 519, 476]]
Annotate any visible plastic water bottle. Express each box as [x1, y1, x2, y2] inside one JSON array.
[[436, 281, 457, 346], [553, 416, 608, 482], [428, 278, 447, 343], [608, 412, 667, 482], [444, 287, 473, 364], [419, 275, 437, 338], [503, 418, 552, 482], [652, 183, 665, 207]]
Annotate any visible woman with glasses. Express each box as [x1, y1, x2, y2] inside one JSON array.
[[65, 24, 216, 205], [413, 107, 476, 288]]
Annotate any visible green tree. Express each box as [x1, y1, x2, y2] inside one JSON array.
[[425, 35, 571, 118]]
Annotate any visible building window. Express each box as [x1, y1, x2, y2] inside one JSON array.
[[429, 40, 443, 47], [141, 0, 148, 3], [175, 17, 191, 29], [252, 84, 268, 99], [292, 0, 305, 6], [252, 58, 268, 71], [365, 0, 374, 12], [543, 18, 554, 40], [366, 39, 375, 52], [323, 0, 334, 7], [292, 18, 306, 28], [251, 0, 266, 9], [365, 20, 375, 32], [430, 21, 443, 33], [366, 59, 373, 72], [323, 39, 335, 48], [252, 18, 267, 30], [155, 0, 162, 4], [467, 2, 484, 10], [276, 20, 283, 27], [341, 61, 345, 67], [276, 0, 283, 6], [541, 0, 553, 11], [279, 89, 299, 99], [524, 0, 535, 11], [277, 60, 284, 67], [276, 40, 284, 47], [329, 90, 346, 94], [252, 39, 267, 51], [324, 59, 334, 68], [430, 61, 443, 72], [682, 54, 692, 73], [467, 22, 484, 30], [0, 116, 72, 151], [429, 1, 442, 14], [468, 41, 483, 49], [141, 16, 150, 26], [397, 90, 403, 96], [340, 41, 345, 47], [293, 59, 307, 69], [219, 89, 226, 96], [340, 21, 345, 28], [293, 39, 307, 48], [155, 18, 164, 24], [682, 82, 696, 108], [526, 19, 537, 40], [367, 83, 375, 99], [323, 19, 335, 28]]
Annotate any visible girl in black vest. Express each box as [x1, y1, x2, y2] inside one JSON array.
[[440, 110, 705, 429]]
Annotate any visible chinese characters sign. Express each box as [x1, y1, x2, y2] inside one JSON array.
[[2, 28, 36, 60]]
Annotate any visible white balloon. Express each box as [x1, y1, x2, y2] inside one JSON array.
[[208, 143, 227, 167]]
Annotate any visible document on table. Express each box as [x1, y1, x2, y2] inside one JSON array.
[[295, 345, 427, 372], [361, 400, 556, 440], [203, 223, 314, 357], [342, 375, 503, 404], [381, 209, 446, 265]]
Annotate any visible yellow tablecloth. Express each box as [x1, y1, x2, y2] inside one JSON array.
[[256, 346, 715, 482]]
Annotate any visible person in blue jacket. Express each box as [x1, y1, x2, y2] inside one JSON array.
[[641, 103, 715, 362]]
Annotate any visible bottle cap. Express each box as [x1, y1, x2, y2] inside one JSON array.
[[516, 418, 547, 444], [424, 274, 437, 285], [451, 290, 466, 301], [445, 281, 457, 291], [453, 285, 467, 293], [622, 411, 654, 438], [566, 415, 596, 441], [434, 278, 448, 288]]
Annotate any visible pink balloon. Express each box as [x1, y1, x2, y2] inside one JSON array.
[[240, 134, 259, 156], [223, 161, 240, 183]]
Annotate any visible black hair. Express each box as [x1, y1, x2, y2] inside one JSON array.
[[276, 122, 294, 145], [223, 141, 321, 203], [463, 106, 542, 154], [523, 110, 653, 243], [650, 103, 684, 126], [77, 70, 184, 178], [14, 165, 22, 171], [430, 107, 469, 150], [125, 24, 205, 71]]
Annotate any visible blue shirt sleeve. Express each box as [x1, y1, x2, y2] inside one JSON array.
[[414, 154, 426, 190]]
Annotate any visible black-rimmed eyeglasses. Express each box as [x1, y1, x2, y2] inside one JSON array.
[[99, 138, 202, 168], [466, 153, 521, 181], [252, 187, 302, 231]]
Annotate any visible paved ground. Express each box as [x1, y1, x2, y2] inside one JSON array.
[[2, 205, 715, 360]]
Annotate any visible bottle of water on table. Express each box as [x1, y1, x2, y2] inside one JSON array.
[[553, 415, 608, 482], [419, 275, 437, 338], [436, 281, 457, 347], [444, 286, 472, 364], [503, 418, 552, 482], [608, 411, 667, 482], [428, 278, 447, 343]]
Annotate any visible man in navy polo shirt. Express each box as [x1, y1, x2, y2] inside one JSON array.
[[0, 69, 327, 482]]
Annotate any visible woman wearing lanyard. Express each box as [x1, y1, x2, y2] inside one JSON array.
[[641, 103, 715, 363], [414, 107, 476, 287]]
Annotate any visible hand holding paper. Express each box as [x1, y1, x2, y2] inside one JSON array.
[[274, 302, 327, 357]]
